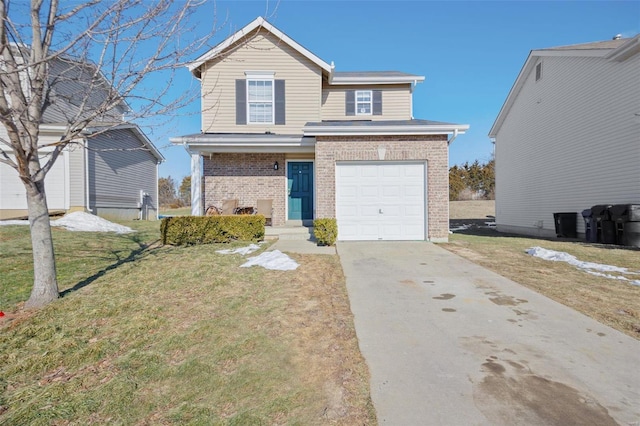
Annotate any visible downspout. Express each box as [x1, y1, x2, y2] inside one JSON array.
[[447, 128, 459, 145], [84, 138, 93, 212]]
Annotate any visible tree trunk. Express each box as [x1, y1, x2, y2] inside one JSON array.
[[24, 179, 59, 309]]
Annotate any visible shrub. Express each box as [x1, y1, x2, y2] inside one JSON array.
[[161, 215, 266, 246], [313, 218, 338, 246]]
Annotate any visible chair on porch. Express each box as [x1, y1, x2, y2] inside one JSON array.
[[221, 199, 239, 215], [257, 199, 273, 226]]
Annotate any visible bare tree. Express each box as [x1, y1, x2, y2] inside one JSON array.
[[0, 0, 214, 308]]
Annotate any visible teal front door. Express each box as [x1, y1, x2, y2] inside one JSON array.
[[287, 162, 313, 220]]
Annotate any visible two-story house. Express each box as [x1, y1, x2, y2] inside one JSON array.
[[172, 17, 469, 241], [0, 52, 164, 221], [489, 35, 640, 238]]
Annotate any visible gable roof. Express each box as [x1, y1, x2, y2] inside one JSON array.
[[85, 124, 165, 163], [188, 16, 332, 78], [489, 34, 640, 137]]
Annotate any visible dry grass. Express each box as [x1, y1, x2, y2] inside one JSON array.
[[441, 234, 640, 339], [0, 222, 376, 424], [449, 200, 495, 220]]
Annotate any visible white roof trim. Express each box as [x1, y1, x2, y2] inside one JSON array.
[[329, 75, 425, 85], [188, 16, 332, 77], [170, 134, 316, 153], [303, 124, 469, 136]]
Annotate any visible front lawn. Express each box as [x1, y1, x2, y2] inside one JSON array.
[[0, 221, 375, 424], [441, 232, 640, 339]]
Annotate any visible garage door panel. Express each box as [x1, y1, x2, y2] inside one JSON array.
[[336, 162, 426, 241], [361, 185, 379, 197], [360, 166, 378, 178], [1, 153, 67, 210]]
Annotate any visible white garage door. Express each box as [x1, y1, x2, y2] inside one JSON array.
[[0, 152, 68, 210], [336, 162, 426, 241]]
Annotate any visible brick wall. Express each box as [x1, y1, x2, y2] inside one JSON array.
[[203, 153, 287, 226], [315, 135, 450, 241]]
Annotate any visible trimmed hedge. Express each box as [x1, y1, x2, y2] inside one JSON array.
[[313, 218, 338, 246], [161, 215, 266, 246]]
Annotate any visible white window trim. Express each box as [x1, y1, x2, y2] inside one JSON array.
[[355, 90, 372, 116], [245, 71, 275, 125]]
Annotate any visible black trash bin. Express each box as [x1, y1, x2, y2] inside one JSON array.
[[553, 212, 577, 238], [610, 204, 640, 248], [591, 204, 615, 244], [623, 222, 640, 248], [610, 204, 629, 245], [581, 209, 597, 242]]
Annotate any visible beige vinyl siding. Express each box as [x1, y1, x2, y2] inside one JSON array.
[[321, 84, 412, 121], [200, 29, 322, 134], [495, 54, 640, 237]]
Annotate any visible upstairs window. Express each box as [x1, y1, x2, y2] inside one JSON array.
[[355, 90, 372, 115], [346, 90, 382, 116], [535, 62, 542, 82], [247, 79, 274, 124]]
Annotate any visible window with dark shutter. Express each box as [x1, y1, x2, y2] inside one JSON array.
[[236, 79, 246, 125], [274, 80, 285, 125], [345, 90, 355, 116]]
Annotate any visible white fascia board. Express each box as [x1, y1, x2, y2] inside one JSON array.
[[330, 75, 425, 85], [188, 16, 332, 77], [304, 124, 469, 136], [188, 145, 316, 154], [170, 135, 316, 153]]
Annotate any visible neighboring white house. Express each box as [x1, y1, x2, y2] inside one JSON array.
[[0, 54, 164, 221], [489, 35, 640, 237]]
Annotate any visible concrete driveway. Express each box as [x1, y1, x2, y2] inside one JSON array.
[[337, 242, 640, 426]]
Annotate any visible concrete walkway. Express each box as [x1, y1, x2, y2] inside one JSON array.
[[337, 242, 640, 426]]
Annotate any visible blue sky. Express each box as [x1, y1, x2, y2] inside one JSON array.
[[156, 0, 640, 180]]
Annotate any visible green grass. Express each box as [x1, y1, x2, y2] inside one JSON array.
[[441, 232, 640, 338], [0, 221, 375, 425]]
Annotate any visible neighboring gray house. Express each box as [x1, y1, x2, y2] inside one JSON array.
[[0, 54, 163, 221], [489, 35, 640, 237]]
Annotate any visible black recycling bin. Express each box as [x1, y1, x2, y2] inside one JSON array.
[[623, 222, 640, 248], [581, 209, 597, 242], [610, 204, 640, 247], [553, 212, 577, 238], [610, 204, 629, 245], [591, 204, 614, 244]]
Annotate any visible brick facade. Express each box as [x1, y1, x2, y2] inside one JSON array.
[[315, 135, 450, 241], [202, 135, 450, 240], [203, 153, 287, 226]]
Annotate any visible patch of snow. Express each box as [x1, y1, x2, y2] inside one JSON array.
[[526, 246, 640, 285], [241, 250, 299, 271], [0, 220, 29, 226], [216, 244, 261, 255], [450, 224, 472, 232], [0, 212, 133, 233], [51, 212, 134, 234]]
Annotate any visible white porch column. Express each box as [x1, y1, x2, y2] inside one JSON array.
[[190, 152, 203, 216]]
